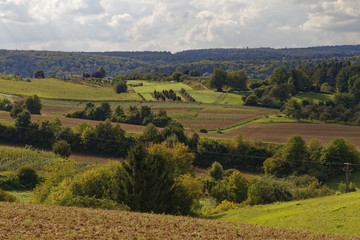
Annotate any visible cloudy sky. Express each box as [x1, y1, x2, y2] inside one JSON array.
[[0, 0, 360, 52]]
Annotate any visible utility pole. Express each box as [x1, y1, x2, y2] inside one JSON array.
[[343, 163, 353, 193]]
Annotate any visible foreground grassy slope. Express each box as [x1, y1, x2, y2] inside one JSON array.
[[0, 202, 356, 240], [211, 191, 360, 236], [0, 78, 141, 101]]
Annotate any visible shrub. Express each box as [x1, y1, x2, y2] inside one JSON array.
[[17, 166, 39, 189], [244, 94, 258, 106], [52, 140, 71, 158], [199, 128, 208, 133], [291, 175, 318, 187], [338, 182, 357, 193], [33, 69, 45, 78], [0, 189, 17, 202], [209, 161, 223, 181], [114, 80, 127, 93], [25, 95, 42, 114], [247, 177, 292, 205], [0, 98, 12, 111], [263, 156, 291, 177], [0, 174, 22, 190], [292, 180, 335, 200], [215, 200, 240, 213], [211, 171, 249, 203], [171, 174, 204, 215]]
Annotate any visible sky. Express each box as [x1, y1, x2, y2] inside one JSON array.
[[0, 0, 360, 53]]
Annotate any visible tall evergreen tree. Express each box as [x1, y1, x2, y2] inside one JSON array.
[[122, 144, 175, 213]]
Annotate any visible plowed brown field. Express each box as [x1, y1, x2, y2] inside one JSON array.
[[200, 122, 360, 148], [0, 202, 357, 240]]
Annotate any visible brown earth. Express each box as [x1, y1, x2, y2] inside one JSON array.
[[200, 122, 360, 148], [0, 202, 357, 240]]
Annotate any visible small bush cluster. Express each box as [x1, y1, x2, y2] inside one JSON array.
[[338, 182, 357, 193], [180, 88, 196, 102], [0, 189, 17, 202], [0, 98, 12, 111], [199, 128, 208, 133], [128, 83, 143, 87], [0, 166, 39, 191], [154, 89, 181, 101], [0, 95, 42, 114]]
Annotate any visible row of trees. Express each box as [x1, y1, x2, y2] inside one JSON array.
[[282, 97, 360, 125], [153, 90, 181, 101], [66, 103, 175, 128], [180, 88, 196, 102], [244, 62, 360, 108], [264, 136, 360, 181], [0, 95, 42, 115]]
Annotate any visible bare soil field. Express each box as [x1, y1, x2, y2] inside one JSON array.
[[0, 202, 357, 240], [203, 122, 360, 148]]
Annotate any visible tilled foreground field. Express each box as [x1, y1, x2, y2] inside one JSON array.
[[0, 202, 358, 240]]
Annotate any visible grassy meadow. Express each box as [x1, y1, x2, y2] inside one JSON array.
[[294, 92, 335, 103], [128, 80, 249, 105], [210, 191, 360, 236], [0, 78, 141, 101]]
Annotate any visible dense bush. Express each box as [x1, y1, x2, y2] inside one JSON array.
[[211, 171, 249, 203], [113, 80, 127, 93], [67, 103, 175, 128], [263, 156, 291, 177], [52, 140, 71, 158], [172, 174, 203, 215], [24, 95, 42, 114], [0, 98, 12, 111], [247, 177, 292, 205], [208, 161, 224, 181], [338, 182, 357, 193], [199, 128, 207, 133], [0, 189, 17, 202], [291, 181, 334, 200], [154, 89, 181, 101], [17, 166, 39, 189]]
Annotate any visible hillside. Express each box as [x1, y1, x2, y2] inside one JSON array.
[[2, 45, 360, 79], [0, 202, 357, 240], [211, 191, 360, 236]]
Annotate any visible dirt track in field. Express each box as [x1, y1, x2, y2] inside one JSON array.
[[200, 122, 360, 148], [0, 202, 357, 240]]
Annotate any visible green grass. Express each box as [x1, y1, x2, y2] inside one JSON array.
[[0, 78, 141, 101], [210, 191, 360, 236], [6, 190, 32, 203], [128, 80, 193, 101], [295, 92, 334, 103], [129, 80, 249, 105]]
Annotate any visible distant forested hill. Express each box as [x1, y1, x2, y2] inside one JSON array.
[[0, 50, 150, 78], [1, 45, 360, 79]]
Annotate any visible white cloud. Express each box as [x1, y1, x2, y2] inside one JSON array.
[[0, 0, 360, 52]]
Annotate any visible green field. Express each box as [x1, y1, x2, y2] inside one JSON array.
[[211, 191, 360, 236], [0, 78, 141, 101], [128, 80, 193, 101], [128, 80, 249, 105], [294, 92, 335, 103]]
